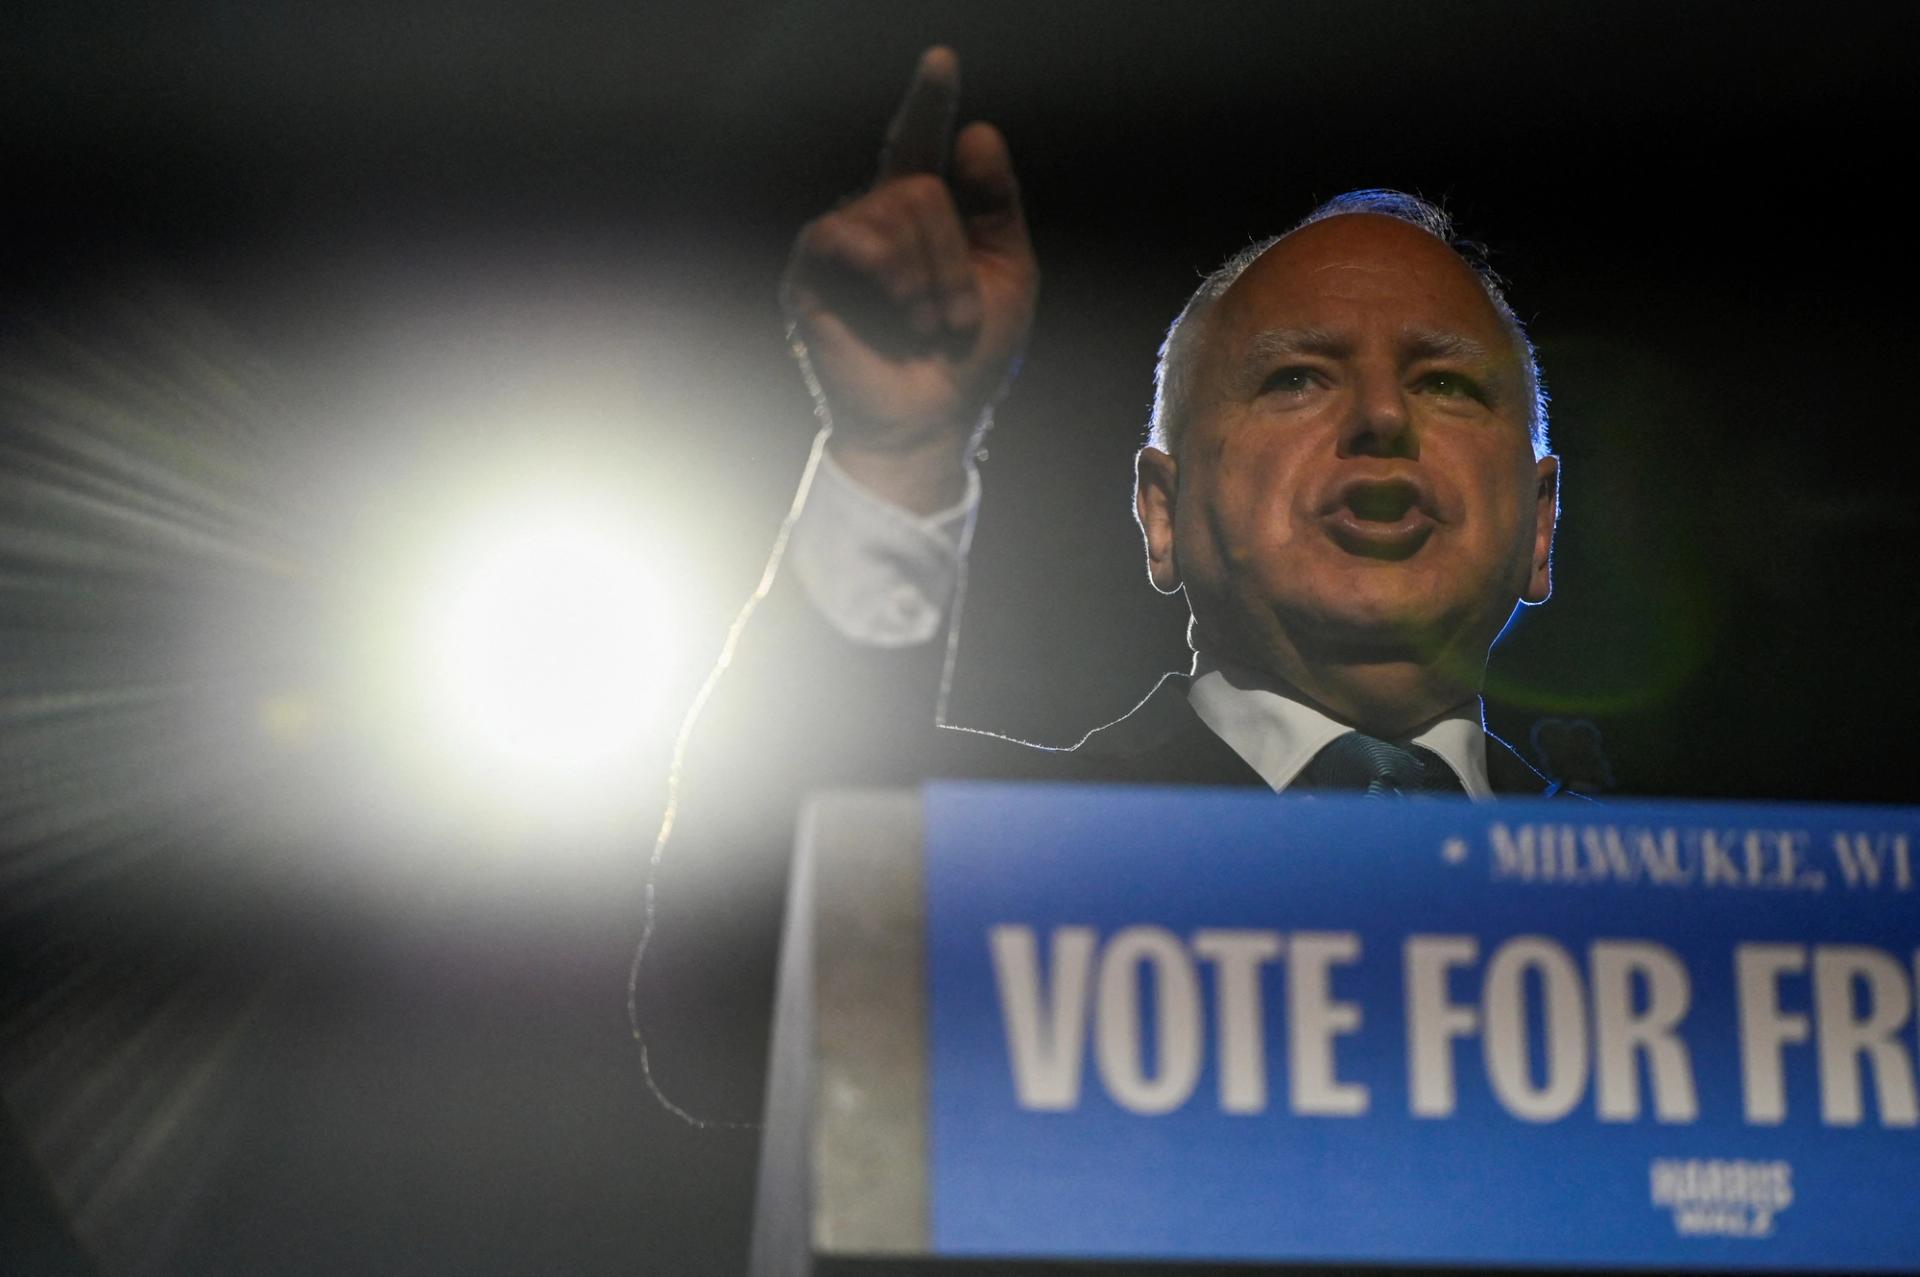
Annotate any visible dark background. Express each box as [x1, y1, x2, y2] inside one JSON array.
[[3, 3, 1913, 1274]]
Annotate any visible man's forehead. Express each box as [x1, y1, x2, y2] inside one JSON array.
[[1218, 213, 1510, 342]]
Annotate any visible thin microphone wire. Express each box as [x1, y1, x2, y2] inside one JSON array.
[[629, 390, 987, 1126], [626, 424, 832, 1130]]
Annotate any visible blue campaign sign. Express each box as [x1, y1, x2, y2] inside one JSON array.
[[920, 783, 1920, 1271]]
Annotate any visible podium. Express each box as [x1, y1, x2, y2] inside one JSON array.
[[751, 784, 1920, 1275], [751, 790, 932, 1277]]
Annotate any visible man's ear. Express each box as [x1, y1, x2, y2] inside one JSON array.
[[1523, 454, 1559, 604], [1135, 445, 1182, 595]]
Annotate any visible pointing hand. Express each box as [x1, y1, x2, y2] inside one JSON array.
[[781, 47, 1038, 512]]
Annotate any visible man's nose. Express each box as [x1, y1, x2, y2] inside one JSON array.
[[1337, 372, 1417, 459]]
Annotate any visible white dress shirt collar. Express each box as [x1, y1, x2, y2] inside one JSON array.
[[1186, 653, 1492, 799]]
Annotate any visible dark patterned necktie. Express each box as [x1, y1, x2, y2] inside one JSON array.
[[1296, 731, 1465, 797]]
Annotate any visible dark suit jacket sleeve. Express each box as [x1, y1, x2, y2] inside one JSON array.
[[632, 558, 962, 1125]]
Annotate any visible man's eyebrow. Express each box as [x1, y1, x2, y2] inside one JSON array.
[[1241, 326, 1349, 362], [1401, 329, 1495, 365], [1239, 327, 1499, 366]]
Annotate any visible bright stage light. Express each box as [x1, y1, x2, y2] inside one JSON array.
[[405, 494, 679, 813]]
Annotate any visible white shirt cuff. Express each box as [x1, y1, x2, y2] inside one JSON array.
[[788, 448, 979, 647]]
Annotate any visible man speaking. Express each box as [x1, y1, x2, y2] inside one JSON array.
[[634, 47, 1567, 1127]]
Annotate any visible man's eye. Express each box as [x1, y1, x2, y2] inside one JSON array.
[[1263, 367, 1316, 395], [1421, 371, 1483, 400]]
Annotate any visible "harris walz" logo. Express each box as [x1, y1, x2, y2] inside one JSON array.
[[1650, 1158, 1792, 1237]]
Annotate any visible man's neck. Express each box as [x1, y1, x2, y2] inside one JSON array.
[[1191, 649, 1481, 740], [1190, 632, 1483, 739]]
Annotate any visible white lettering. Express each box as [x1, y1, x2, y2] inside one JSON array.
[[1700, 831, 1742, 886], [1483, 936, 1589, 1121], [1581, 826, 1637, 881], [1736, 944, 1809, 1124], [1772, 831, 1810, 888], [1286, 932, 1368, 1115], [1490, 824, 1536, 879], [1095, 926, 1202, 1115], [1834, 833, 1914, 890], [1636, 828, 1690, 884], [1405, 935, 1479, 1117], [990, 925, 1095, 1110], [1192, 929, 1282, 1114], [1591, 941, 1697, 1122], [1813, 946, 1918, 1126]]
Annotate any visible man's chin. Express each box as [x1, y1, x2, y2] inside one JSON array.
[[1205, 568, 1484, 669], [1305, 623, 1445, 665], [1288, 584, 1460, 662]]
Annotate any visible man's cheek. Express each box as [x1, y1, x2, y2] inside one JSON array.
[[1255, 494, 1300, 552]]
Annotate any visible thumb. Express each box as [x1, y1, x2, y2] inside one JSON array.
[[951, 121, 1030, 259]]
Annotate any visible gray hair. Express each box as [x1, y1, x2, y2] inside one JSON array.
[[1147, 189, 1550, 459]]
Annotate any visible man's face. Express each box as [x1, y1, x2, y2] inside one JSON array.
[[1138, 214, 1557, 694]]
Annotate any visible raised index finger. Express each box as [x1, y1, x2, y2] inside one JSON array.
[[877, 46, 960, 179]]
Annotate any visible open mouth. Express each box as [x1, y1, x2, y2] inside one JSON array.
[[1323, 479, 1435, 559]]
